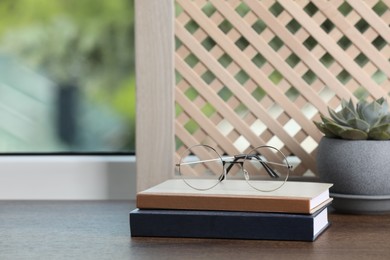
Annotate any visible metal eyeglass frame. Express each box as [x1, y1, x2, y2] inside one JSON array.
[[175, 144, 293, 192]]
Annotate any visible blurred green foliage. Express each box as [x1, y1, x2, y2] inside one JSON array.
[[0, 0, 135, 151]]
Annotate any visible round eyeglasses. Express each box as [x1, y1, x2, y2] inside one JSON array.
[[176, 144, 293, 191]]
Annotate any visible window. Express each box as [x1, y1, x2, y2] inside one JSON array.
[[0, 0, 135, 153], [0, 0, 136, 200]]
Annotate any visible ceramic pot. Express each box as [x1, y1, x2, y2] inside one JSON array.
[[316, 137, 390, 196]]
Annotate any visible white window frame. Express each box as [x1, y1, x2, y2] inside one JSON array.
[[0, 156, 137, 200]]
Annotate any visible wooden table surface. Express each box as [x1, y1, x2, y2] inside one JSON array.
[[1, 201, 390, 260]]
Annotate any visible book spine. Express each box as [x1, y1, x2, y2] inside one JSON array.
[[130, 209, 327, 241]]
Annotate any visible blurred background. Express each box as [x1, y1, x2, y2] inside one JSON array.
[[0, 0, 135, 153]]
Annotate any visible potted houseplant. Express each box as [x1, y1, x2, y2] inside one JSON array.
[[314, 97, 390, 213]]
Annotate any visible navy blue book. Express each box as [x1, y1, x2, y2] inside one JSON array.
[[130, 207, 330, 241]]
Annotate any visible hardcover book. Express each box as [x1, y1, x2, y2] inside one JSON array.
[[130, 206, 330, 241], [137, 179, 333, 214]]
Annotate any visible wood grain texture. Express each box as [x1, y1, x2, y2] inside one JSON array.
[[2, 201, 390, 260], [136, 0, 175, 191]]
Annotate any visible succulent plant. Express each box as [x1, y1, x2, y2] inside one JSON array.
[[314, 97, 390, 140]]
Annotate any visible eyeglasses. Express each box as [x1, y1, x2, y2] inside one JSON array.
[[175, 144, 293, 191]]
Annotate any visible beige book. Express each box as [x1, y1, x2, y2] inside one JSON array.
[[137, 179, 333, 214]]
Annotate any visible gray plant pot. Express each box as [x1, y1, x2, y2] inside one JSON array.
[[317, 137, 390, 213]]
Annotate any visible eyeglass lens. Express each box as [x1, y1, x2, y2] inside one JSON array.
[[177, 144, 224, 190], [243, 146, 290, 191]]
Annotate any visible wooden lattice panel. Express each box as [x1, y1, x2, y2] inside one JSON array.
[[174, 0, 390, 176]]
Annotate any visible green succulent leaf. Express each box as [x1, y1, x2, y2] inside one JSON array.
[[341, 106, 356, 121], [323, 121, 345, 136], [361, 100, 382, 126], [341, 99, 357, 121], [368, 131, 390, 140], [323, 122, 367, 139], [356, 100, 367, 120], [368, 123, 390, 140], [377, 97, 389, 116], [379, 114, 390, 124], [339, 129, 368, 140], [314, 97, 390, 140], [347, 99, 356, 113], [313, 121, 336, 137], [319, 113, 334, 124], [347, 118, 370, 132], [328, 108, 349, 126], [377, 97, 385, 103], [376, 97, 386, 106]]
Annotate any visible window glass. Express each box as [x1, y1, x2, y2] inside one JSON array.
[[0, 0, 135, 153]]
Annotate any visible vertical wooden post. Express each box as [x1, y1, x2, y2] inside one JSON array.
[[135, 0, 175, 191]]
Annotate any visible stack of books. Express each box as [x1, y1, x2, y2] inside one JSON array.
[[130, 179, 333, 241]]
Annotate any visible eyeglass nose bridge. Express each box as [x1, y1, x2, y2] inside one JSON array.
[[223, 154, 283, 180], [243, 169, 249, 181], [219, 158, 243, 182]]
